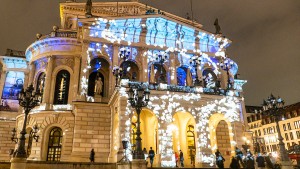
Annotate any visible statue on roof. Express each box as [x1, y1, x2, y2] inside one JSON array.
[[214, 18, 221, 34], [85, 0, 92, 18]]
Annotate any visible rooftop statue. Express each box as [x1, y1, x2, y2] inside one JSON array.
[[85, 0, 92, 18], [214, 18, 221, 34]]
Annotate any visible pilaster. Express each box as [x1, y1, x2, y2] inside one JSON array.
[[0, 71, 7, 98], [78, 42, 89, 100], [42, 56, 54, 105], [169, 52, 177, 85], [28, 62, 36, 87], [139, 47, 148, 82], [72, 56, 81, 101], [110, 44, 119, 93]]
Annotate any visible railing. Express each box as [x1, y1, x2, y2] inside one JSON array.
[[39, 31, 77, 40], [124, 81, 241, 97]]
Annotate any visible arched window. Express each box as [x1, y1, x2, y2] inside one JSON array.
[[177, 67, 187, 86], [36, 72, 46, 102], [27, 129, 33, 157], [202, 69, 218, 88], [54, 70, 70, 104], [47, 127, 63, 161]]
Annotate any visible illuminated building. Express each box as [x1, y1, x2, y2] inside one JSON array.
[[247, 102, 300, 155], [0, 1, 248, 168]]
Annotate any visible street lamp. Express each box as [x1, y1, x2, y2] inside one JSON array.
[[154, 52, 167, 83], [262, 94, 290, 162], [127, 84, 150, 159], [13, 84, 41, 158], [220, 58, 234, 90], [189, 54, 203, 86]]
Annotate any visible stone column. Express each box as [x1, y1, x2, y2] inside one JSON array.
[[23, 72, 29, 89], [77, 42, 89, 101], [72, 56, 80, 100], [169, 52, 177, 85], [42, 56, 54, 105], [111, 44, 119, 93], [0, 71, 7, 98], [28, 62, 36, 87], [139, 47, 148, 82]]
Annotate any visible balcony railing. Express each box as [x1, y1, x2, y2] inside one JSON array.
[[39, 30, 77, 40], [124, 81, 241, 97]]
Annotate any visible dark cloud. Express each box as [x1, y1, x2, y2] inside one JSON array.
[[0, 0, 299, 106]]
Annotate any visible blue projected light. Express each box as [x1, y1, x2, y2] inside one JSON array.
[[91, 17, 226, 54]]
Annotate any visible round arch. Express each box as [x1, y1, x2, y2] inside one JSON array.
[[40, 123, 68, 161], [120, 60, 140, 81], [209, 113, 235, 167], [130, 109, 158, 156], [173, 111, 196, 167]]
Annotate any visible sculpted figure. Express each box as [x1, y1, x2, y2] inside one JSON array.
[[214, 18, 221, 34], [85, 0, 92, 18], [94, 77, 103, 95]]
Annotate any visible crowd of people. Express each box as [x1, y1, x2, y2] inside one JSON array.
[[216, 147, 279, 169]]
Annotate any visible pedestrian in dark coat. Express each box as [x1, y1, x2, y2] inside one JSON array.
[[90, 148, 95, 163], [256, 153, 266, 169], [230, 156, 240, 169], [244, 152, 255, 169], [179, 150, 184, 167], [148, 147, 155, 167], [215, 149, 225, 169]]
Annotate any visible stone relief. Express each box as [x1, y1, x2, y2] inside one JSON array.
[[55, 58, 74, 70]]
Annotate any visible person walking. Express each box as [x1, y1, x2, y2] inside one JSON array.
[[256, 153, 266, 169], [148, 147, 155, 167], [244, 152, 255, 169], [235, 147, 244, 167], [143, 147, 148, 160], [89, 148, 95, 163], [175, 151, 179, 167], [180, 150, 184, 167], [230, 156, 240, 169], [215, 149, 225, 169]]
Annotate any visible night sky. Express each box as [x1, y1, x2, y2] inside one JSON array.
[[0, 0, 299, 106]]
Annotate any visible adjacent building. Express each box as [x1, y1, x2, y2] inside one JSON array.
[[247, 102, 300, 156]]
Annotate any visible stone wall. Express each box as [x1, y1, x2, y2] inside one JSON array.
[[0, 120, 15, 162], [72, 102, 112, 162], [26, 161, 116, 169], [216, 120, 231, 167]]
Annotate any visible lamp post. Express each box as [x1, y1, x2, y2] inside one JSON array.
[[189, 55, 203, 86], [220, 58, 234, 90], [127, 84, 150, 159], [262, 94, 290, 162], [154, 52, 167, 83], [13, 84, 41, 158]]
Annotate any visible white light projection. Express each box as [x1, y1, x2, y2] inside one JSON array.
[[119, 87, 241, 167]]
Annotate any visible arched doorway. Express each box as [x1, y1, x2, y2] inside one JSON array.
[[149, 63, 167, 84], [203, 69, 218, 88], [173, 112, 196, 167], [216, 120, 231, 167], [120, 60, 139, 81], [53, 70, 70, 104], [47, 127, 63, 161], [130, 110, 158, 165]]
